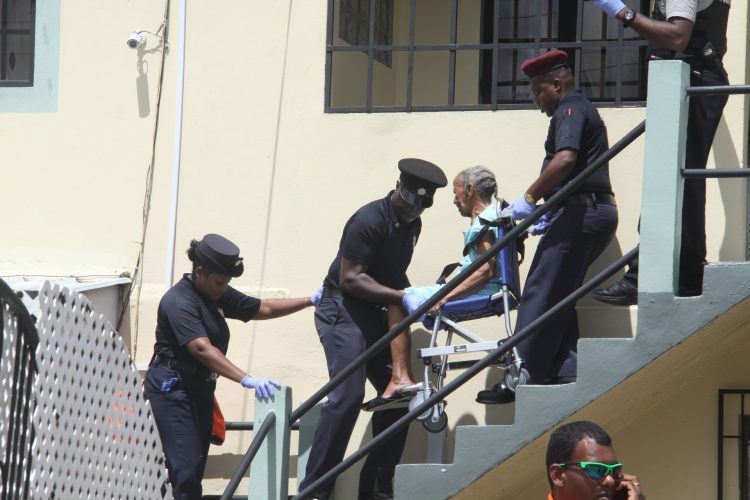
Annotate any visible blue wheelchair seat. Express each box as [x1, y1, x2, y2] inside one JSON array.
[[440, 292, 518, 321]]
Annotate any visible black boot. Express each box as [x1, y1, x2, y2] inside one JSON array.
[[476, 383, 516, 404], [591, 278, 637, 306]]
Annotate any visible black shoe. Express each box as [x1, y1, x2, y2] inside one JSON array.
[[476, 383, 516, 404], [591, 279, 637, 306], [678, 285, 702, 297]]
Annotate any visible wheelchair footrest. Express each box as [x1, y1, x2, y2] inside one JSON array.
[[418, 340, 500, 358]]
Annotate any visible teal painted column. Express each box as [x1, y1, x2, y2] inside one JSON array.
[[639, 60, 690, 295], [248, 387, 292, 500]]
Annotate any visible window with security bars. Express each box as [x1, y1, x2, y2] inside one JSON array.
[[0, 0, 35, 87], [339, 0, 393, 66], [325, 0, 649, 112], [719, 390, 750, 499]]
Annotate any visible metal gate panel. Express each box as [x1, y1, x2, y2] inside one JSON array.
[[28, 282, 171, 499]]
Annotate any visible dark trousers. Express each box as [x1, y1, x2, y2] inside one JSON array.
[[516, 202, 618, 384], [624, 67, 729, 294], [145, 364, 215, 500], [299, 297, 409, 499]]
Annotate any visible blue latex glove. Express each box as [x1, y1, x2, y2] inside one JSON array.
[[402, 293, 424, 314], [529, 214, 549, 236], [240, 375, 282, 401], [311, 286, 323, 307], [510, 195, 536, 221], [402, 293, 427, 321], [591, 0, 627, 17]]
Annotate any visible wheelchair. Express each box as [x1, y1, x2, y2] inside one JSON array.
[[409, 209, 528, 432]]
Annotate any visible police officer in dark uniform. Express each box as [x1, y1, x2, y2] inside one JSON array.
[[477, 51, 619, 403], [144, 234, 314, 500], [299, 159, 448, 500], [591, 0, 730, 305]]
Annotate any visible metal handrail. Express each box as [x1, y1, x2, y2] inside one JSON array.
[[220, 411, 277, 500], [682, 168, 750, 178], [293, 247, 639, 499], [686, 84, 750, 96], [289, 119, 645, 426], [225, 420, 300, 431], [0, 278, 39, 499]]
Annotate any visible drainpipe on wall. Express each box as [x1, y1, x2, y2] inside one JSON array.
[[165, 0, 186, 290]]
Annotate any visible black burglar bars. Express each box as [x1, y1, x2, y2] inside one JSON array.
[[325, 0, 649, 112], [0, 278, 38, 499]]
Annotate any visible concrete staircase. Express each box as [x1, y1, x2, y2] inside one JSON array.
[[395, 262, 750, 499], [395, 61, 750, 499]]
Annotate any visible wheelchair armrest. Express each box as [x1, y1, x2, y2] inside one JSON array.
[[441, 295, 497, 314], [436, 262, 460, 285]]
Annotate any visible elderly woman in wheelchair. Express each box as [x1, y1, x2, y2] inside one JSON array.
[[363, 166, 539, 430]]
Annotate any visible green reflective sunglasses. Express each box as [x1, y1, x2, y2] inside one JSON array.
[[560, 462, 623, 480]]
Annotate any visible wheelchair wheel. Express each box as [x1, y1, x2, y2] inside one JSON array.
[[504, 367, 530, 391], [410, 392, 432, 421], [422, 409, 448, 433]]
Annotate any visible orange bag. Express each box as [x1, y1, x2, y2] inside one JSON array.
[[211, 396, 226, 445]]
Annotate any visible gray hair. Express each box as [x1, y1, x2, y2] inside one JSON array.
[[457, 165, 498, 203]]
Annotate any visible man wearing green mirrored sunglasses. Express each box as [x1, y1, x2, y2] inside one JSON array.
[[546, 421, 646, 500]]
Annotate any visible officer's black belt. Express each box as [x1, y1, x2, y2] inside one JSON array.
[[322, 286, 345, 299], [562, 192, 616, 207], [153, 355, 217, 380]]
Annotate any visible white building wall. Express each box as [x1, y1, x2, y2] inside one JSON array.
[[0, 0, 747, 496]]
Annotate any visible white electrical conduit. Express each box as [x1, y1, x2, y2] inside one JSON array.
[[164, 0, 186, 290]]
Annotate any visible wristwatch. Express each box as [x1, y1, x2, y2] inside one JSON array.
[[524, 192, 537, 204], [622, 8, 636, 28]]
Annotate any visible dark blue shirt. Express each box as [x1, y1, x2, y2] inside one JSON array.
[[541, 89, 613, 199], [153, 275, 261, 363], [324, 193, 421, 303]]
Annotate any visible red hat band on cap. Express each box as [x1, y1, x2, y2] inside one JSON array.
[[521, 50, 569, 79]]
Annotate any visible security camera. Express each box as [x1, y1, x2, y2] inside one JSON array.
[[126, 32, 145, 49]]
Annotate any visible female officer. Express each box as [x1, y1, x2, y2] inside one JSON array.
[[144, 233, 317, 500]]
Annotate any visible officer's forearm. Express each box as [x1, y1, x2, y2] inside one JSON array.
[[255, 297, 311, 320], [341, 273, 404, 305], [186, 337, 247, 382], [526, 150, 576, 200], [623, 12, 693, 52]]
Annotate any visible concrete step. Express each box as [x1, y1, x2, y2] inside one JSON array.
[[394, 262, 750, 499]]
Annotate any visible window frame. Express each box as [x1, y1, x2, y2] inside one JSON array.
[[718, 389, 750, 500], [0, 0, 58, 112], [0, 0, 36, 87], [324, 0, 650, 113]]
